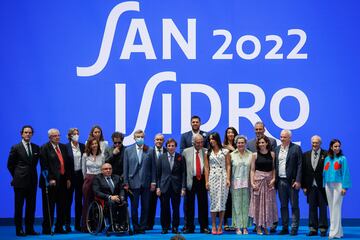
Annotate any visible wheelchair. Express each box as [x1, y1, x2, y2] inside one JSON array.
[[86, 196, 133, 236]]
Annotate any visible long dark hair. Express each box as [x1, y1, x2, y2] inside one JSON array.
[[88, 125, 105, 142], [223, 127, 238, 148], [85, 137, 101, 156], [328, 139, 343, 159], [208, 132, 223, 156]]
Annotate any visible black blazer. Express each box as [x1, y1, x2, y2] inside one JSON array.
[[92, 174, 125, 200], [275, 142, 303, 186], [65, 142, 85, 176], [157, 152, 186, 193], [151, 146, 167, 179], [7, 142, 40, 188], [39, 142, 71, 189], [104, 145, 126, 177], [302, 149, 327, 190]]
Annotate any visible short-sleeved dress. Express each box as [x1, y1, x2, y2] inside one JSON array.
[[209, 148, 229, 212]]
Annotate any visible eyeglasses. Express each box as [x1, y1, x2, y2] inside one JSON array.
[[114, 142, 122, 145]]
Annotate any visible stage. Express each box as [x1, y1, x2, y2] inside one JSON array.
[[1, 224, 360, 239]]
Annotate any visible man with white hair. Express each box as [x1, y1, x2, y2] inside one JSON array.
[[40, 128, 71, 235], [275, 129, 302, 236], [302, 135, 328, 237]]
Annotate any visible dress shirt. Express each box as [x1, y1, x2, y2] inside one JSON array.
[[22, 139, 32, 156], [71, 142, 82, 171], [193, 149, 204, 176], [312, 150, 319, 186], [136, 145, 143, 164], [278, 145, 289, 178]]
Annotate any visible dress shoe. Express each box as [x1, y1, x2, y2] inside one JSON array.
[[26, 229, 39, 235], [54, 227, 68, 234], [183, 228, 194, 234], [181, 226, 187, 231], [320, 231, 327, 237], [65, 225, 72, 233], [42, 230, 53, 235], [172, 227, 180, 234], [270, 226, 277, 233], [290, 229, 298, 236], [307, 231, 318, 236], [75, 226, 81, 232], [161, 229, 168, 234], [146, 226, 153, 230], [279, 229, 289, 235], [200, 228, 210, 234], [16, 229, 26, 237]]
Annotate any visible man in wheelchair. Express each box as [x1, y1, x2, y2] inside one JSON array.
[[92, 163, 128, 233]]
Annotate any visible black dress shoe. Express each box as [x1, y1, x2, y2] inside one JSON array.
[[55, 227, 68, 234], [290, 229, 298, 236], [320, 231, 327, 237], [270, 226, 277, 233], [65, 225, 72, 233], [26, 229, 39, 235], [307, 231, 318, 236], [200, 228, 211, 234], [161, 229, 168, 234], [42, 230, 53, 235], [16, 229, 26, 237], [172, 228, 179, 234], [279, 229, 289, 235], [183, 229, 194, 234]]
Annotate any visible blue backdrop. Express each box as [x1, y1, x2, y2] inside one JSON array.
[[0, 0, 359, 218]]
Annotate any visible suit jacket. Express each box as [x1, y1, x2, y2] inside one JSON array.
[[275, 142, 302, 186], [302, 149, 327, 190], [104, 145, 126, 177], [7, 142, 40, 188], [247, 136, 277, 152], [157, 152, 186, 193], [92, 174, 125, 200], [182, 146, 206, 190], [65, 142, 85, 177], [180, 130, 208, 153], [39, 142, 71, 189], [123, 144, 156, 189]]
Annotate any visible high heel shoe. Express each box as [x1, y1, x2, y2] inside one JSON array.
[[256, 227, 263, 235], [264, 228, 269, 235], [211, 227, 217, 235], [217, 228, 223, 235]]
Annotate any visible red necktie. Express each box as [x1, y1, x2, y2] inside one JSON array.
[[196, 151, 201, 180], [55, 146, 65, 175]]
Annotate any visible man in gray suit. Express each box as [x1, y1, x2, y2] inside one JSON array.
[[275, 129, 302, 236], [247, 121, 277, 152], [123, 129, 156, 234], [182, 134, 210, 234]]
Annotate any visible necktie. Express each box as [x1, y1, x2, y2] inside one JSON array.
[[312, 151, 318, 170], [196, 151, 201, 180], [138, 148, 143, 165], [157, 148, 161, 159], [107, 177, 114, 193], [55, 146, 65, 175], [169, 155, 174, 170], [26, 142, 32, 158]]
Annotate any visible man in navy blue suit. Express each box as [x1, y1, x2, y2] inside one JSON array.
[[7, 125, 40, 236], [275, 129, 302, 236], [123, 129, 156, 234], [180, 115, 208, 153]]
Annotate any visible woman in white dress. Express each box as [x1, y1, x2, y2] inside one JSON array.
[[204, 132, 231, 235]]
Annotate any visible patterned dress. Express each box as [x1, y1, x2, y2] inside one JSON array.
[[209, 148, 229, 212]]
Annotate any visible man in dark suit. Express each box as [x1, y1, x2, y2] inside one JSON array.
[[182, 134, 209, 234], [7, 125, 40, 236], [64, 128, 85, 232], [123, 129, 156, 234], [275, 129, 302, 236], [180, 115, 208, 153], [105, 132, 126, 177], [39, 128, 71, 235], [247, 121, 277, 152], [156, 138, 186, 234], [93, 163, 127, 230], [302, 135, 328, 237], [147, 133, 167, 230]]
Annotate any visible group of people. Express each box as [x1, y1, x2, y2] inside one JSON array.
[[7, 117, 351, 239]]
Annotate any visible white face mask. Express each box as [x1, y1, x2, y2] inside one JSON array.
[[71, 134, 79, 142]]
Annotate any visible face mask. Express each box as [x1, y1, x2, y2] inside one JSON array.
[[71, 134, 79, 142], [135, 137, 144, 145]]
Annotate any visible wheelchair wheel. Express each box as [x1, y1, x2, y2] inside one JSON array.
[[86, 201, 104, 235]]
